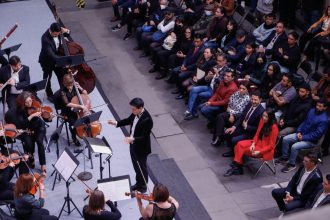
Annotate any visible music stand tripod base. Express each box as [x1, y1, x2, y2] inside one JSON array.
[[77, 171, 92, 181]]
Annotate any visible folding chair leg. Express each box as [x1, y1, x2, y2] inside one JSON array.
[[265, 160, 276, 175], [65, 122, 70, 146], [253, 161, 265, 178]]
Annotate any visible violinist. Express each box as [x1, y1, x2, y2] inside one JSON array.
[[0, 55, 30, 109], [83, 189, 122, 220], [14, 173, 58, 220], [5, 91, 47, 175], [136, 183, 179, 220], [38, 22, 70, 102], [59, 73, 88, 147]]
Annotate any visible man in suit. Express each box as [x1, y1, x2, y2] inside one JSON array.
[[305, 174, 330, 209], [38, 22, 70, 102], [0, 55, 30, 109], [222, 91, 265, 157], [272, 152, 323, 213], [108, 98, 153, 193]]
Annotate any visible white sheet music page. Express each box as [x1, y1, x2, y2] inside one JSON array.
[[98, 179, 131, 202], [54, 150, 77, 182], [91, 144, 112, 155]]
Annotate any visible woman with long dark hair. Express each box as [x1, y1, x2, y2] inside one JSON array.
[[259, 62, 282, 100], [83, 189, 121, 220], [224, 108, 279, 176]]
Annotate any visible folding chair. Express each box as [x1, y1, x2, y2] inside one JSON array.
[[250, 156, 276, 178], [0, 201, 15, 217]]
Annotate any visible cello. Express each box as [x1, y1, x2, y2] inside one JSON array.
[[71, 71, 102, 138], [51, 2, 96, 93]]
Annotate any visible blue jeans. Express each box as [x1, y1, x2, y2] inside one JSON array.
[[187, 86, 212, 115], [282, 133, 314, 165]]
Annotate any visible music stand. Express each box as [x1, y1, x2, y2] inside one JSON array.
[[74, 111, 102, 181], [54, 148, 82, 218], [0, 43, 22, 59], [97, 175, 132, 202], [55, 54, 84, 68], [23, 79, 47, 93], [85, 136, 113, 179]]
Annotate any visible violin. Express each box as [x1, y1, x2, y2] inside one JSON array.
[[0, 152, 25, 169], [0, 123, 33, 138], [125, 191, 154, 202], [29, 173, 45, 195], [27, 100, 65, 121]]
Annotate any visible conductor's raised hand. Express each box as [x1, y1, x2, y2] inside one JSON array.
[[108, 119, 117, 126]]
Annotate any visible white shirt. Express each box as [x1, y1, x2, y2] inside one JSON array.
[[130, 110, 144, 138], [10, 67, 22, 94], [312, 192, 330, 209], [297, 169, 314, 195]]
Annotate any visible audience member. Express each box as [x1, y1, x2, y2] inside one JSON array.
[[222, 90, 264, 157], [211, 82, 250, 145], [259, 62, 282, 100], [272, 152, 323, 213], [255, 0, 274, 25], [224, 108, 278, 176], [217, 0, 235, 17], [225, 29, 249, 67], [277, 99, 328, 173], [301, 0, 324, 31], [304, 174, 330, 209], [253, 13, 276, 45]]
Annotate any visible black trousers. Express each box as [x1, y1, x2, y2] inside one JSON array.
[[214, 112, 234, 137], [40, 62, 64, 97], [272, 188, 305, 212], [0, 55, 8, 66], [6, 94, 19, 110], [225, 127, 252, 149], [130, 145, 148, 188]]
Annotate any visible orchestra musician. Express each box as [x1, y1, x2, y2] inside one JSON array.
[[83, 189, 122, 220], [38, 22, 70, 102], [5, 92, 49, 175], [0, 131, 29, 201], [136, 183, 179, 220], [0, 55, 30, 109], [14, 173, 58, 220], [58, 73, 88, 147]]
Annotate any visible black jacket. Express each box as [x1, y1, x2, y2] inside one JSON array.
[[286, 166, 323, 202], [0, 64, 30, 98], [272, 43, 301, 73], [281, 96, 313, 128], [305, 184, 330, 209], [117, 109, 153, 156], [261, 31, 287, 57], [234, 103, 265, 136]]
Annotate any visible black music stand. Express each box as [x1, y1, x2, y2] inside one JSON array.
[[55, 54, 84, 68], [85, 136, 113, 180], [55, 148, 82, 218], [74, 111, 102, 181], [23, 79, 47, 93], [0, 43, 21, 60]]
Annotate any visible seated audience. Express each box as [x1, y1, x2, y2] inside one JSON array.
[[245, 53, 267, 85], [83, 189, 121, 220], [305, 174, 330, 209], [199, 69, 237, 127], [224, 108, 278, 176], [225, 29, 249, 67], [211, 82, 250, 146], [193, 0, 215, 35], [184, 53, 228, 120], [278, 83, 313, 137], [218, 19, 237, 50], [277, 99, 328, 173], [272, 152, 323, 213], [216, 0, 235, 17], [253, 13, 276, 45], [254, 0, 274, 25], [235, 42, 257, 78], [222, 90, 264, 157], [259, 62, 282, 100]]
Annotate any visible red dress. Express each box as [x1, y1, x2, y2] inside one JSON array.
[[233, 118, 279, 164]]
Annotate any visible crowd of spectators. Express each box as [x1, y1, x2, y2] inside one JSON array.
[[109, 0, 330, 215]]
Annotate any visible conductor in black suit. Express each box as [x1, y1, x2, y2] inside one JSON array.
[[38, 22, 70, 101], [0, 55, 30, 109], [108, 98, 153, 193]]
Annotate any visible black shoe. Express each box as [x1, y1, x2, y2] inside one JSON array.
[[131, 184, 138, 191], [149, 67, 159, 73], [123, 32, 132, 40], [184, 112, 198, 120], [112, 24, 121, 32], [222, 151, 234, 157], [211, 136, 221, 146], [176, 94, 184, 99], [224, 167, 243, 177], [281, 164, 296, 173], [275, 157, 288, 164], [74, 148, 83, 154], [73, 140, 81, 147], [171, 89, 180, 94], [28, 156, 35, 169], [137, 186, 147, 193], [155, 73, 166, 80], [133, 46, 142, 51]]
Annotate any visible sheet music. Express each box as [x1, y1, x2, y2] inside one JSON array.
[[196, 68, 205, 80], [54, 150, 78, 182], [98, 179, 131, 202], [90, 144, 112, 155]]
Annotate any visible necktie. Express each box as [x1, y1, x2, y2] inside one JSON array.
[[244, 107, 254, 122]]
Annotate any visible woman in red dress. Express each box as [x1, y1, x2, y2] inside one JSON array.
[[224, 108, 279, 176]]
